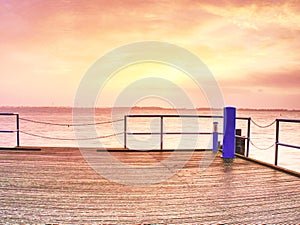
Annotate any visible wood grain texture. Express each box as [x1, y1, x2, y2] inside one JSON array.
[[0, 147, 299, 223]]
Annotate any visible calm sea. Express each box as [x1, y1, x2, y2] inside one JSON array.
[[0, 107, 299, 172]]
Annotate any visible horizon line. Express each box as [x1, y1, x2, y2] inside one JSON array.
[[0, 105, 299, 112]]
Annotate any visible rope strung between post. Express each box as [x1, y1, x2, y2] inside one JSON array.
[[20, 131, 123, 141], [19, 118, 123, 127], [249, 139, 275, 150], [251, 119, 276, 128]]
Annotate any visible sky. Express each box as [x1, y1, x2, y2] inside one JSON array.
[[0, 0, 299, 109]]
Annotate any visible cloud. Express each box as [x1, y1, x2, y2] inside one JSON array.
[[219, 69, 300, 90], [249, 70, 300, 89], [0, 0, 299, 108], [199, 0, 300, 30]]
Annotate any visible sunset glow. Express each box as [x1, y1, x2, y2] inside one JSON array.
[[0, 0, 299, 109]]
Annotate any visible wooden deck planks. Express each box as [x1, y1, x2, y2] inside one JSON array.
[[0, 147, 299, 223]]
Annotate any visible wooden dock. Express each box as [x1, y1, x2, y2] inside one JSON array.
[[0, 147, 299, 223]]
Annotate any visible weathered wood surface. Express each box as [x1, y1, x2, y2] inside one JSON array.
[[0, 147, 299, 223]]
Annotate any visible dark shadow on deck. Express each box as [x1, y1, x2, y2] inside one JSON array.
[[96, 148, 208, 152], [0, 146, 41, 151]]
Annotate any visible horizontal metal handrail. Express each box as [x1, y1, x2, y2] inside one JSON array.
[[235, 135, 249, 139], [127, 115, 250, 120], [126, 114, 223, 118], [0, 113, 16, 116], [127, 132, 224, 135], [277, 142, 300, 150], [276, 118, 300, 123], [0, 130, 15, 133], [236, 117, 251, 120]]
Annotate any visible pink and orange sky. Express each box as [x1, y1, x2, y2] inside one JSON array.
[[0, 0, 299, 109]]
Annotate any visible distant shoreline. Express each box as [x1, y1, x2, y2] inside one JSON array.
[[0, 106, 299, 112]]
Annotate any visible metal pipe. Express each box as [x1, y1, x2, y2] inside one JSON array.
[[0, 113, 14, 116], [277, 142, 300, 150], [276, 118, 300, 123], [246, 117, 251, 157], [160, 116, 163, 150], [127, 132, 214, 135], [275, 119, 279, 166], [124, 115, 127, 149], [127, 114, 224, 118], [16, 114, 20, 147]]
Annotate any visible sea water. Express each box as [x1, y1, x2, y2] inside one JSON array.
[[0, 107, 299, 172]]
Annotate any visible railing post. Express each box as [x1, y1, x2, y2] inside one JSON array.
[[235, 129, 245, 155], [275, 119, 279, 166], [16, 113, 20, 147], [212, 122, 218, 152], [222, 107, 236, 158], [160, 116, 163, 150], [124, 115, 127, 149], [246, 117, 251, 157]]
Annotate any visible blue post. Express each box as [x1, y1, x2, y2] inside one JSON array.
[[222, 107, 236, 158], [212, 122, 218, 153]]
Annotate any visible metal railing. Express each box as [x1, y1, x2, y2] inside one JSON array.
[[124, 114, 223, 150], [275, 118, 300, 166], [124, 114, 251, 152], [0, 113, 20, 147], [236, 117, 251, 157], [1, 111, 298, 170]]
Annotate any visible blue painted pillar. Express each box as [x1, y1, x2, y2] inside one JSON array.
[[222, 107, 236, 158], [212, 122, 218, 153]]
